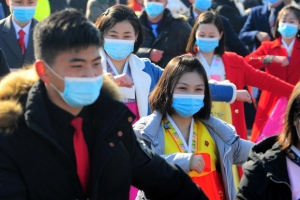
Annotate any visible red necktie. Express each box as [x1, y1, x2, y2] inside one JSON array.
[[18, 30, 26, 56], [71, 117, 90, 195]]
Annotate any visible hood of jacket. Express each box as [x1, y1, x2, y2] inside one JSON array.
[[0, 67, 121, 135]]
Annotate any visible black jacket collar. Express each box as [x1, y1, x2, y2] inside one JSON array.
[[249, 136, 290, 185], [139, 8, 174, 30], [23, 80, 131, 144]]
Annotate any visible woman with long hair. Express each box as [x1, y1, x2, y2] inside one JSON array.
[[185, 11, 294, 141], [236, 82, 300, 200]]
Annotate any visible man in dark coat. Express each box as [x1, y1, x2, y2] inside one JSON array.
[[0, 9, 208, 200], [0, 0, 38, 69], [0, 48, 9, 77], [211, 0, 248, 33], [137, 0, 192, 68], [239, 0, 285, 51]]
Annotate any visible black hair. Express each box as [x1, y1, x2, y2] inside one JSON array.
[[274, 5, 300, 39], [186, 11, 225, 55], [150, 55, 212, 120], [34, 9, 102, 65], [95, 5, 144, 53]]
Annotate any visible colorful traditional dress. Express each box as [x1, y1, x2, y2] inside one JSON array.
[[162, 115, 225, 200], [197, 52, 241, 184], [245, 37, 300, 142], [197, 53, 232, 124]]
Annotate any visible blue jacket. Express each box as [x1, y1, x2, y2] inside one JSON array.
[[239, 2, 285, 51]]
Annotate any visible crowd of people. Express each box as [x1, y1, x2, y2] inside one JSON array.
[[0, 0, 300, 199]]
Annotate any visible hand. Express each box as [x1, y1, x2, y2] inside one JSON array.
[[149, 49, 164, 62], [272, 56, 289, 66], [106, 72, 114, 81], [256, 32, 271, 42], [113, 74, 133, 88], [236, 90, 252, 103], [190, 154, 205, 173], [245, 8, 251, 16]]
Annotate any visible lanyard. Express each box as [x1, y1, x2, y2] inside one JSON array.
[[281, 38, 295, 56], [166, 113, 195, 153], [286, 146, 300, 167], [106, 56, 129, 75]]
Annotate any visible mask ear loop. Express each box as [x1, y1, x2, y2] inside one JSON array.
[[44, 62, 65, 94], [44, 62, 64, 81]]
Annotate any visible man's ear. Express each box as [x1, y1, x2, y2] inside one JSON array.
[[35, 60, 50, 83]]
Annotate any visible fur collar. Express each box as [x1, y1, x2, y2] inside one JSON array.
[[0, 67, 121, 134]]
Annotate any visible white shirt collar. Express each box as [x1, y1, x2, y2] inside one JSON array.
[[192, 9, 199, 19], [12, 18, 32, 39]]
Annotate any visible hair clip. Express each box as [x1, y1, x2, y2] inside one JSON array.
[[103, 9, 110, 16]]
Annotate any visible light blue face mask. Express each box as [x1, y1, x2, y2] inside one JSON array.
[[278, 23, 299, 39], [45, 63, 104, 107], [145, 2, 164, 18], [194, 0, 212, 12], [12, 6, 36, 23], [104, 38, 134, 61], [172, 94, 205, 118], [268, 0, 280, 4], [195, 37, 219, 53]]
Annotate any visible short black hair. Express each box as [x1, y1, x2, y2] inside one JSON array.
[[186, 11, 225, 55], [150, 55, 212, 120], [34, 9, 102, 65], [94, 5, 144, 54]]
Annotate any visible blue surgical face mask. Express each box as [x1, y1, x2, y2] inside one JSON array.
[[195, 37, 219, 53], [104, 38, 134, 61], [172, 94, 205, 118], [45, 63, 104, 107], [145, 2, 164, 18], [12, 6, 36, 23], [278, 22, 299, 39], [194, 0, 212, 12], [268, 0, 280, 4]]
